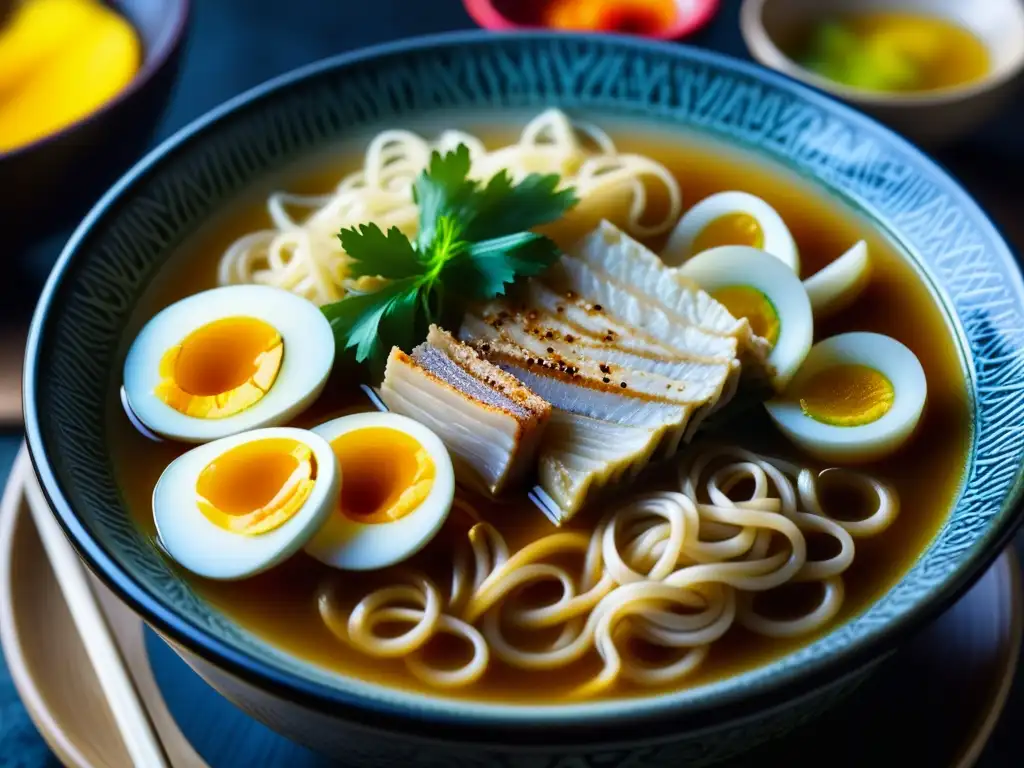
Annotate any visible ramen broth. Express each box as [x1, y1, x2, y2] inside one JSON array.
[[110, 125, 971, 702]]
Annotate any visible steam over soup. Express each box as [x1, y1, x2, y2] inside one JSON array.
[[114, 111, 970, 703]]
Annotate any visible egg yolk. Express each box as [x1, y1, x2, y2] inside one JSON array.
[[330, 427, 435, 525], [195, 438, 316, 535], [712, 285, 780, 347], [795, 364, 895, 426], [693, 213, 765, 254], [154, 317, 283, 419]]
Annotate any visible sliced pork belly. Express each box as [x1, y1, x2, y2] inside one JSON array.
[[379, 326, 550, 496], [460, 268, 741, 520], [476, 289, 745, 438], [464, 336, 693, 431], [441, 219, 773, 522], [463, 308, 732, 404], [546, 255, 739, 361], [522, 280, 683, 360], [558, 220, 774, 372], [575, 221, 742, 334], [538, 412, 663, 522], [471, 297, 734, 383], [463, 300, 743, 519]]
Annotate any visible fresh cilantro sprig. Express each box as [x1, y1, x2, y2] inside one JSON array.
[[321, 144, 578, 374]]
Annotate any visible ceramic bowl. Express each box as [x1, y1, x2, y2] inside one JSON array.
[[740, 0, 1024, 147], [23, 31, 1024, 767], [0, 0, 190, 239]]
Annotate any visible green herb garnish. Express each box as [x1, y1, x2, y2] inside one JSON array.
[[321, 144, 578, 373]]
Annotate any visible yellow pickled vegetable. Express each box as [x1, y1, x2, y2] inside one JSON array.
[[0, 0, 140, 152], [796, 12, 990, 94]]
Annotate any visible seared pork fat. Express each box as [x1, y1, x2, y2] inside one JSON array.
[[380, 326, 551, 496], [460, 221, 768, 521]]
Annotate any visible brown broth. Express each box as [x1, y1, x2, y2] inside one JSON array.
[[108, 123, 972, 703]]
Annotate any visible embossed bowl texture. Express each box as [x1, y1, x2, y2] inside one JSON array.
[[22, 32, 1024, 767]]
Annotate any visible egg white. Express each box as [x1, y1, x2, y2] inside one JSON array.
[[679, 245, 813, 391], [153, 427, 340, 580], [123, 285, 335, 443], [765, 332, 928, 463], [304, 412, 456, 572], [662, 191, 800, 273], [804, 241, 872, 319]]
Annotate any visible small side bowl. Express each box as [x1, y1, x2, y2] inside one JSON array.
[[463, 0, 720, 39], [740, 0, 1024, 146], [0, 0, 190, 239]]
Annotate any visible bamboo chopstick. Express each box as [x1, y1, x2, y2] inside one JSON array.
[[20, 447, 170, 768], [0, 324, 27, 426]]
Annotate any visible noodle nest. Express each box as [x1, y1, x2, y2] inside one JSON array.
[[218, 109, 682, 306], [318, 445, 897, 697]]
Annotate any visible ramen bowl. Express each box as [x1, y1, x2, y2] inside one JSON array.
[[23, 32, 1024, 766]]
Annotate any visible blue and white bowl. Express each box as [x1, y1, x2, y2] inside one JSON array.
[[23, 32, 1024, 767]]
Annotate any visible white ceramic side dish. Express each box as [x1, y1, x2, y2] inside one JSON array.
[[740, 0, 1024, 145]]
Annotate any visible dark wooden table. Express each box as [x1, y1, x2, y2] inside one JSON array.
[[2, 1, 1023, 764]]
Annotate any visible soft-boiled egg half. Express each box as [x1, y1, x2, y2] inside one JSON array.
[[123, 285, 334, 443], [765, 332, 927, 463], [662, 191, 800, 273], [679, 245, 813, 391], [305, 412, 455, 571], [153, 427, 339, 580], [804, 241, 872, 320]]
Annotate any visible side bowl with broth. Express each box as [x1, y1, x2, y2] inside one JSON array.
[[741, 0, 1024, 146], [24, 33, 1024, 767]]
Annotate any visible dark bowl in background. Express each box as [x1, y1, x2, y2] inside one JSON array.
[[0, 0, 190, 242]]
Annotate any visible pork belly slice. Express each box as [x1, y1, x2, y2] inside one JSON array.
[[537, 370, 739, 523], [379, 326, 550, 496], [575, 221, 743, 334], [459, 320, 717, 417], [471, 297, 733, 382], [460, 335, 703, 455], [521, 280, 685, 361], [558, 221, 774, 373], [545, 255, 739, 361], [470, 294, 743, 442], [463, 308, 732, 404], [537, 411, 663, 522]]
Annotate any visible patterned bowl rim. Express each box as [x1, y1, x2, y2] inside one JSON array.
[[23, 30, 1024, 742]]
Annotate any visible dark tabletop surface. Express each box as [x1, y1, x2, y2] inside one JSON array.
[[3, 1, 1024, 765]]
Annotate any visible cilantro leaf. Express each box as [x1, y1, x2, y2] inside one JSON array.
[[420, 214, 468, 276], [340, 223, 423, 279], [463, 171, 579, 241], [322, 142, 579, 375], [377, 283, 424, 362], [413, 145, 476, 248], [443, 232, 561, 299], [321, 277, 421, 364]]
